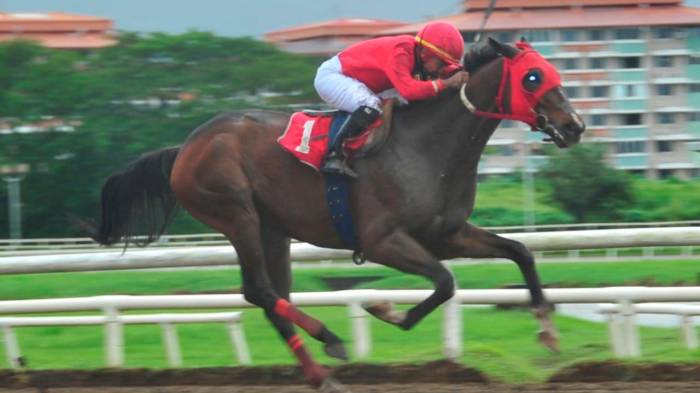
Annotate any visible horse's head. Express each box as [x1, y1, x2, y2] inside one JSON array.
[[461, 37, 585, 148]]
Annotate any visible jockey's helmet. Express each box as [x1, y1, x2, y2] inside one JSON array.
[[415, 21, 464, 66]]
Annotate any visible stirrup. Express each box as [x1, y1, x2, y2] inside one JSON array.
[[321, 157, 358, 179]]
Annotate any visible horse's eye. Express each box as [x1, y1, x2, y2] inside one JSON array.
[[523, 69, 543, 92]]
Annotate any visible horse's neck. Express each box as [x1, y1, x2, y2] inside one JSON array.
[[392, 62, 503, 177]]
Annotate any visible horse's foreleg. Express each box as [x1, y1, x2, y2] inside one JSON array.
[[363, 229, 455, 330], [436, 223, 559, 352]]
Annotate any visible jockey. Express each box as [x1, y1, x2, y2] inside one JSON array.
[[314, 20, 470, 178]]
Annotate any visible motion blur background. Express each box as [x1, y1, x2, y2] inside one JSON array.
[[2, 0, 700, 239]]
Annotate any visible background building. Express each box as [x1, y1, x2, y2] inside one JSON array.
[[265, 18, 406, 56], [0, 12, 115, 49], [268, 0, 700, 179]]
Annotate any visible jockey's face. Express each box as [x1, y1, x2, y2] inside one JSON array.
[[422, 56, 444, 79]]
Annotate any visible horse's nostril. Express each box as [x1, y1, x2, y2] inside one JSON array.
[[565, 121, 585, 135]]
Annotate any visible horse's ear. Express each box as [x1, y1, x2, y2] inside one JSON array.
[[487, 36, 519, 59]]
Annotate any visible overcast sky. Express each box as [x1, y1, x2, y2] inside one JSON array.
[[0, 0, 461, 37], [1, 0, 699, 38]]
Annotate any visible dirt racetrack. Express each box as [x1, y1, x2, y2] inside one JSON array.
[[0, 361, 698, 392], [1, 382, 699, 393]]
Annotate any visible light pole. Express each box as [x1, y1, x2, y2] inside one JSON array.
[[1, 164, 29, 239], [522, 140, 536, 232]]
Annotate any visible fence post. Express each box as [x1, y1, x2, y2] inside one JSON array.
[[1, 325, 21, 369], [680, 315, 698, 350], [606, 248, 618, 260], [227, 319, 251, 365], [348, 302, 371, 359], [619, 300, 640, 357], [682, 246, 693, 257], [605, 312, 625, 357], [104, 306, 124, 367], [160, 322, 182, 367], [442, 283, 462, 360]]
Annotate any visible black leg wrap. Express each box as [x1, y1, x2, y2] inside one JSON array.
[[314, 325, 342, 344]]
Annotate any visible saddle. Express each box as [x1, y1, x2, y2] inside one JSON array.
[[277, 100, 395, 170]]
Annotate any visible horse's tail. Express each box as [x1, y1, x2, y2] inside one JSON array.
[[87, 146, 181, 247]]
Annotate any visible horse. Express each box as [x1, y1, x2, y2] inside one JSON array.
[[86, 38, 585, 392]]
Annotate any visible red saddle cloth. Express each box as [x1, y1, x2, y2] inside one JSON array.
[[277, 111, 381, 170]]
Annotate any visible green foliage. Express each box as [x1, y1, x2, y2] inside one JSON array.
[[539, 144, 634, 222], [471, 207, 574, 226], [624, 178, 700, 221], [472, 176, 574, 226], [0, 32, 320, 237]]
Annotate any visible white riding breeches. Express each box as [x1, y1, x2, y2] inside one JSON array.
[[314, 56, 403, 113]]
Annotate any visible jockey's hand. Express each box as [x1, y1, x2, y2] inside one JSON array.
[[443, 71, 470, 89]]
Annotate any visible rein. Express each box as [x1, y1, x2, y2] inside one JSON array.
[[459, 82, 538, 126], [458, 41, 564, 130], [459, 81, 569, 147]]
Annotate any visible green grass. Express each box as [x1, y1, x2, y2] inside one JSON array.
[[0, 259, 698, 300], [2, 307, 698, 382], [1, 260, 699, 382]]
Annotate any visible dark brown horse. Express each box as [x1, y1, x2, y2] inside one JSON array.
[[88, 38, 584, 392]]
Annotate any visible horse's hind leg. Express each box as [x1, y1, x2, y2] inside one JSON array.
[[435, 222, 559, 352], [258, 226, 348, 360], [230, 218, 349, 381], [260, 227, 349, 390], [181, 188, 346, 389]]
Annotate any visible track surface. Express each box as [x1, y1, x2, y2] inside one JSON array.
[[2, 383, 700, 392], [1, 362, 698, 392]]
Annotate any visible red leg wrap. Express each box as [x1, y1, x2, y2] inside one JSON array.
[[274, 299, 322, 336], [287, 334, 304, 351], [274, 298, 293, 319]]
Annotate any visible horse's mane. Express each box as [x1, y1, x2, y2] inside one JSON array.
[[462, 42, 501, 73]]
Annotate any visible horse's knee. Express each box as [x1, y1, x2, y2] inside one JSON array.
[[510, 242, 534, 267], [243, 284, 277, 309], [242, 287, 263, 307], [433, 270, 456, 301]]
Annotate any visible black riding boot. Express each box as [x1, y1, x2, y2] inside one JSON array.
[[322, 106, 381, 178]]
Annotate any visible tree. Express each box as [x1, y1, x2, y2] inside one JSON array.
[[0, 32, 321, 237], [538, 144, 633, 222]]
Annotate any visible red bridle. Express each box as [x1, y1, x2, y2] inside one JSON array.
[[460, 42, 562, 130]]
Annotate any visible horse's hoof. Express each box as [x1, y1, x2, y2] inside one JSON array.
[[537, 329, 560, 353], [324, 342, 349, 361], [362, 301, 406, 325], [319, 377, 352, 393]]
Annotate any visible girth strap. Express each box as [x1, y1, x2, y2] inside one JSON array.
[[324, 113, 360, 251]]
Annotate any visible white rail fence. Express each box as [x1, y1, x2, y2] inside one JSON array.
[[2, 227, 700, 274], [598, 303, 700, 357], [3, 220, 700, 253], [0, 312, 251, 369], [2, 287, 700, 368]]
